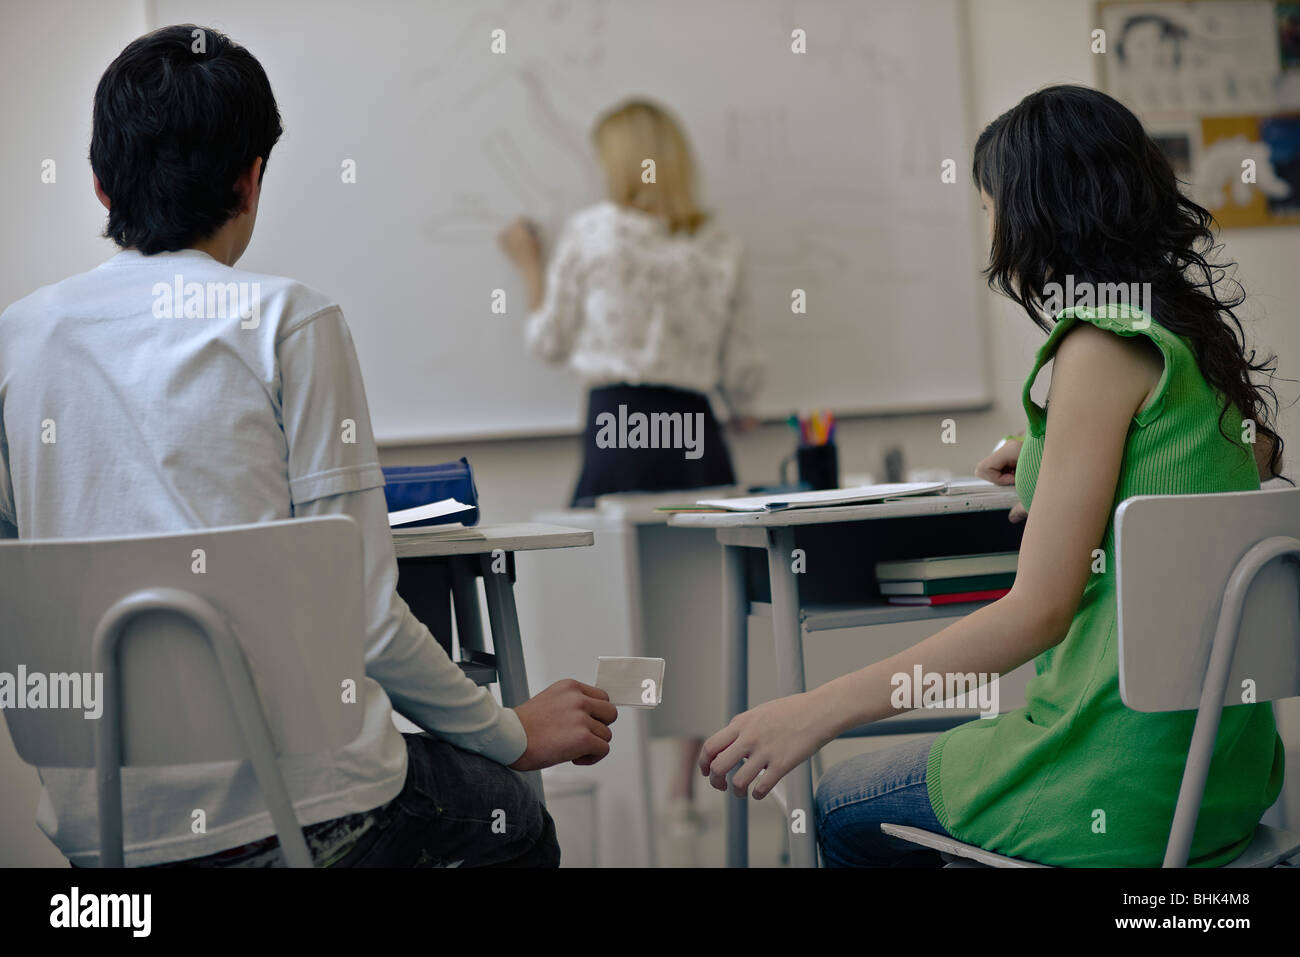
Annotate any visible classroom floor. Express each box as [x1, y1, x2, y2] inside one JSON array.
[[647, 738, 789, 868]]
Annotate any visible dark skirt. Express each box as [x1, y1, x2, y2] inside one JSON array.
[[570, 383, 736, 507]]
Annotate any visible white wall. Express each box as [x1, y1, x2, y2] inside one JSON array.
[[1, 0, 1296, 865]]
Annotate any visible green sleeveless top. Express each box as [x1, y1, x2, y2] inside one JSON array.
[[925, 304, 1285, 866]]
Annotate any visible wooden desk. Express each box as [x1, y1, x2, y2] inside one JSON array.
[[392, 522, 594, 800], [671, 490, 1022, 867]]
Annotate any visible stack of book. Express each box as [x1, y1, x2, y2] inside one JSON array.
[[875, 551, 1017, 606]]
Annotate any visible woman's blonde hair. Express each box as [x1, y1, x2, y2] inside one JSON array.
[[592, 99, 707, 234]]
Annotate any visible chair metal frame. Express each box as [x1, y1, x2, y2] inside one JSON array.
[[91, 587, 314, 868]]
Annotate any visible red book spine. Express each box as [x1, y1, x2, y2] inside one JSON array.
[[889, 587, 1011, 606], [928, 587, 1011, 605]]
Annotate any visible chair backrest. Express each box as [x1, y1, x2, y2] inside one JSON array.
[[1114, 486, 1300, 713], [0, 516, 366, 768]]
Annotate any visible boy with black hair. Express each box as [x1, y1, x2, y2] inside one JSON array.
[[0, 24, 616, 867]]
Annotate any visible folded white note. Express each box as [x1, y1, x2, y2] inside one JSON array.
[[595, 656, 665, 708], [387, 497, 474, 528]]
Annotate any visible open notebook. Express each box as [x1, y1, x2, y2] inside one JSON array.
[[694, 478, 1011, 512], [696, 482, 948, 512]]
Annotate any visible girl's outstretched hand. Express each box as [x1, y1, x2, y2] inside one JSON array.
[[698, 692, 834, 799]]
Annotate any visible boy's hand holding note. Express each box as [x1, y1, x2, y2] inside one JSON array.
[[510, 679, 618, 772]]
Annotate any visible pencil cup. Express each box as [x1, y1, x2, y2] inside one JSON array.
[[796, 442, 839, 490]]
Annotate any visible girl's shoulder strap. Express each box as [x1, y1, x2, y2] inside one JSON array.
[[1021, 303, 1185, 434]]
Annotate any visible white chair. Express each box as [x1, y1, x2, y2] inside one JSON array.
[[882, 486, 1300, 868], [0, 516, 367, 867]]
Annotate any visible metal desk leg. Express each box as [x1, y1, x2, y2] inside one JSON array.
[[450, 556, 486, 653], [766, 527, 817, 868], [616, 520, 659, 869], [479, 552, 544, 803], [722, 543, 749, 868]]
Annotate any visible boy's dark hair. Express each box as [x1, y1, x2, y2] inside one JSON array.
[[90, 24, 282, 254]]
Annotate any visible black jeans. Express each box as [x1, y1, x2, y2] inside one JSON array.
[[329, 733, 560, 868], [88, 733, 560, 868]]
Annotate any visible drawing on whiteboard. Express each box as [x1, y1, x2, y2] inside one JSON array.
[[419, 67, 602, 241], [723, 107, 793, 185], [777, 1, 939, 181], [412, 7, 608, 242]]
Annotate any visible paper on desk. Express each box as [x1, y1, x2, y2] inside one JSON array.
[[387, 497, 474, 528], [595, 656, 665, 708], [939, 477, 1008, 496], [697, 482, 946, 512]]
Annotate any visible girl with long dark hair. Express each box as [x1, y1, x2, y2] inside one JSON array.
[[697, 85, 1286, 867]]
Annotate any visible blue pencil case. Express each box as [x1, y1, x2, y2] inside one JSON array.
[[382, 457, 481, 527]]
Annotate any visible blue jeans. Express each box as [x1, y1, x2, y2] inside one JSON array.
[[815, 733, 953, 867]]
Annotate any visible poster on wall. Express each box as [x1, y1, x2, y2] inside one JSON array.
[[1098, 0, 1300, 227]]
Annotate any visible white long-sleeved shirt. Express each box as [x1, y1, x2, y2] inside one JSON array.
[[525, 201, 764, 416], [0, 248, 526, 866]]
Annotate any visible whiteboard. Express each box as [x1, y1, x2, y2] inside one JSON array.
[[152, 0, 990, 443]]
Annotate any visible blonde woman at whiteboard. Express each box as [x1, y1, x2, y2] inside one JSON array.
[[500, 98, 764, 510], [501, 99, 763, 840]]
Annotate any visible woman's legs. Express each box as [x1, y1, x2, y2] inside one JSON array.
[[815, 733, 951, 867], [663, 737, 705, 839]]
